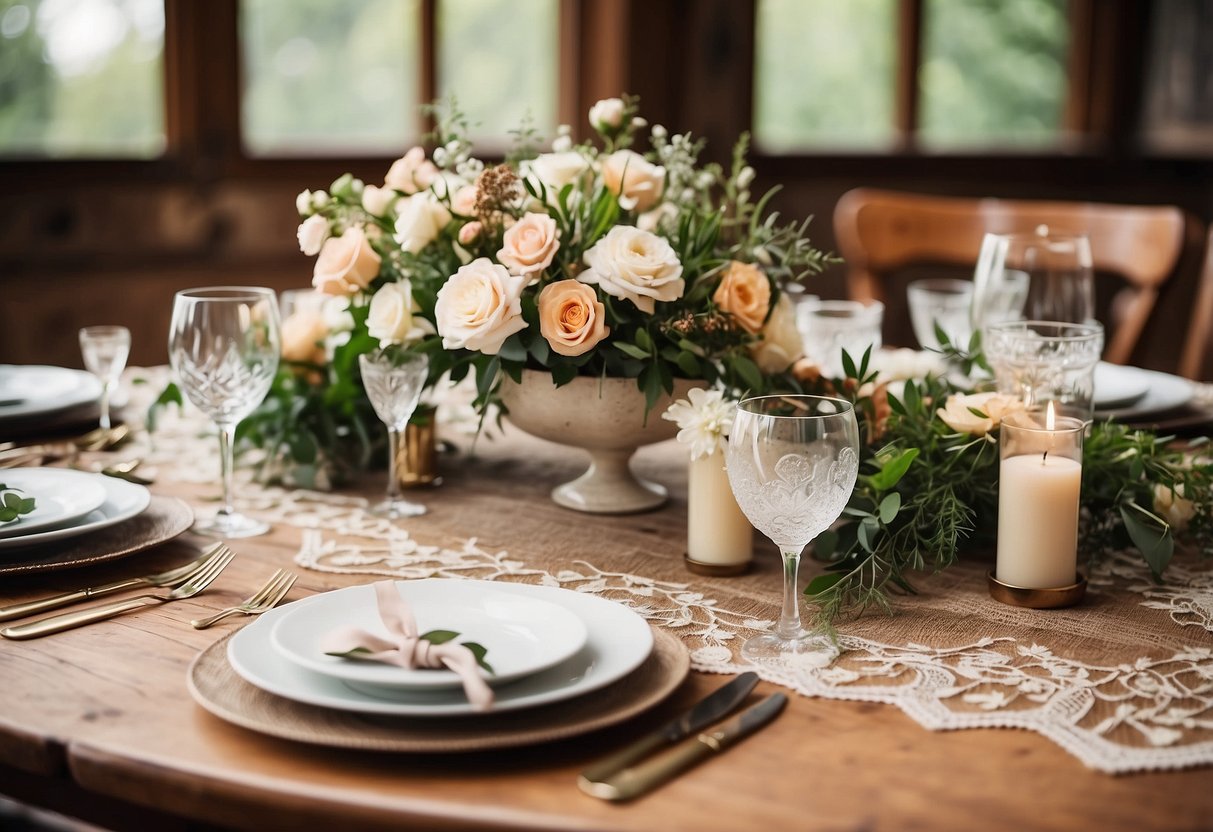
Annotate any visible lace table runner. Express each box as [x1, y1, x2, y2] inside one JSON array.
[[127, 372, 1213, 774]]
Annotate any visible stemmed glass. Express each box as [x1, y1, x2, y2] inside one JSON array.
[[79, 326, 131, 430], [726, 395, 859, 664], [972, 228, 1092, 331], [169, 287, 280, 538], [359, 348, 430, 519]]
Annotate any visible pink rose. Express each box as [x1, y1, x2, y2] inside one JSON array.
[[458, 221, 483, 245], [497, 212, 560, 279], [312, 227, 381, 296], [385, 147, 438, 195]]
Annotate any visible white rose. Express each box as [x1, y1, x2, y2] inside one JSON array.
[[296, 214, 329, 256], [497, 212, 560, 279], [870, 348, 947, 384], [528, 151, 590, 195], [589, 97, 626, 130], [295, 189, 314, 216], [1153, 484, 1196, 532], [393, 192, 452, 254], [580, 226, 684, 314], [750, 294, 804, 373], [600, 149, 665, 213], [936, 392, 1025, 436], [366, 280, 434, 348], [361, 185, 395, 217], [384, 146, 438, 194], [435, 258, 530, 354]]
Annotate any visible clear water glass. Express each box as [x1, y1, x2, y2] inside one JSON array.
[[169, 287, 280, 538], [907, 279, 973, 350], [973, 229, 1093, 330], [725, 395, 859, 665], [359, 349, 430, 519], [798, 300, 884, 377], [985, 320, 1104, 421], [79, 325, 131, 430]]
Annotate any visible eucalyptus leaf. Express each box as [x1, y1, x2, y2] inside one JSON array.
[[1119, 503, 1174, 579], [878, 492, 902, 525]]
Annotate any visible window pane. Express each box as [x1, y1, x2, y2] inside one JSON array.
[[437, 0, 557, 146], [241, 0, 417, 156], [919, 0, 1069, 149], [0, 0, 163, 157], [753, 0, 897, 152]]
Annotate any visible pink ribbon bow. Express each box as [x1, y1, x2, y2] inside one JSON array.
[[321, 581, 494, 711]]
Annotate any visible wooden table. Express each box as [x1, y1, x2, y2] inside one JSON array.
[[1, 431, 1210, 832]]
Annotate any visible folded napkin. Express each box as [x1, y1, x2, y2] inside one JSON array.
[[321, 581, 494, 711]]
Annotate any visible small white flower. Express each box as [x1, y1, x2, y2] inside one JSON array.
[[295, 189, 314, 216], [296, 214, 329, 256], [662, 388, 737, 460], [312, 190, 329, 208], [736, 165, 756, 189], [631, 116, 647, 129], [552, 134, 573, 152], [651, 124, 667, 139]]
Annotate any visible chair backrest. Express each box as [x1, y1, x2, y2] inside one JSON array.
[[833, 188, 1190, 365], [1179, 227, 1213, 380]]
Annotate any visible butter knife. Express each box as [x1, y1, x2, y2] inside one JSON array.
[[579, 671, 759, 786], [580, 693, 788, 802]]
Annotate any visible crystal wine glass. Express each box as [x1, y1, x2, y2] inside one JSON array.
[[168, 287, 280, 538], [726, 395, 859, 664], [359, 348, 430, 519], [79, 325, 131, 430]]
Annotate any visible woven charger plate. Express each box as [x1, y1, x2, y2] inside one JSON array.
[[188, 625, 690, 753], [0, 496, 194, 575]]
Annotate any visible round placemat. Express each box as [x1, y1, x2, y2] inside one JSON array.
[[188, 625, 690, 753], [0, 496, 194, 575]]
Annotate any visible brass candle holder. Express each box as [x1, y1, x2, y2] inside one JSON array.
[[392, 407, 441, 489]]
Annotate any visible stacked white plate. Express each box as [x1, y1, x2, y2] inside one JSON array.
[[0, 365, 103, 427], [0, 468, 151, 551], [228, 579, 656, 716], [1093, 362, 1193, 421]]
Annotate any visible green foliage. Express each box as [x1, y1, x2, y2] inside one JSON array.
[[0, 484, 36, 523]]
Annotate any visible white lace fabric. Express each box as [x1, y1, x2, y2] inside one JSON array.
[[127, 369, 1213, 774]]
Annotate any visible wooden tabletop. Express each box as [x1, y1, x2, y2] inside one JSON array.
[[1, 432, 1211, 832]]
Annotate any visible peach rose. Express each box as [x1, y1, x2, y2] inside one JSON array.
[[385, 147, 438, 194], [537, 280, 609, 357], [498, 212, 560, 279], [581, 225, 683, 313], [281, 309, 327, 365], [713, 261, 771, 334], [312, 227, 381, 296], [749, 294, 804, 373], [452, 184, 478, 216], [600, 150, 665, 213], [458, 221, 483, 245], [435, 258, 529, 354]]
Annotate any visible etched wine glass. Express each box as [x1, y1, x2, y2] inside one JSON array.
[[726, 395, 859, 664], [169, 287, 280, 538], [78, 325, 131, 430], [359, 348, 430, 519]]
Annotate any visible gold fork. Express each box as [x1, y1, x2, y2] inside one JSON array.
[[190, 569, 297, 629], [0, 543, 230, 623], [1, 547, 235, 640]]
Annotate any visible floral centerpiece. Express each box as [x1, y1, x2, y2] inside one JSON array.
[[238, 96, 834, 487]]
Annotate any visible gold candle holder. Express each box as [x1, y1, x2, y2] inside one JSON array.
[[393, 407, 441, 488]]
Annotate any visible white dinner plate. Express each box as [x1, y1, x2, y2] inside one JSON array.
[[0, 469, 109, 538], [229, 580, 654, 716], [271, 581, 589, 691], [1093, 362, 1151, 410], [0, 365, 102, 421], [0, 475, 150, 551], [1094, 368, 1193, 422]]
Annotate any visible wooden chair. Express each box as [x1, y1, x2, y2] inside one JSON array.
[[833, 188, 1193, 366], [1179, 226, 1213, 380]]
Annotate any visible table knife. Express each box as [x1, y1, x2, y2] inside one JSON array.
[[578, 671, 759, 785], [580, 693, 787, 802]]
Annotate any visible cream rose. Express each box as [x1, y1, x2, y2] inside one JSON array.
[[296, 214, 329, 256], [600, 150, 665, 213], [537, 279, 609, 357], [280, 309, 328, 365], [361, 184, 395, 217], [580, 226, 683, 313], [1154, 483, 1196, 532], [385, 147, 438, 194], [393, 193, 452, 254], [498, 212, 560, 279], [749, 294, 803, 373], [528, 151, 590, 195], [366, 280, 434, 348], [435, 258, 529, 354], [936, 392, 1026, 436], [589, 97, 625, 130], [312, 227, 381, 296], [713, 261, 771, 334]]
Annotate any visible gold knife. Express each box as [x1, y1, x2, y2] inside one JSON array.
[[579, 693, 788, 802]]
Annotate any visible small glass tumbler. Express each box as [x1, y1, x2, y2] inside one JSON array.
[[798, 300, 884, 378], [985, 320, 1104, 421], [79, 325, 131, 430], [994, 409, 1086, 603], [907, 279, 973, 350], [359, 349, 430, 519]]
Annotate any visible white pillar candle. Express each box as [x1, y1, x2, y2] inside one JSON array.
[[688, 449, 752, 567], [996, 453, 1081, 588]]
